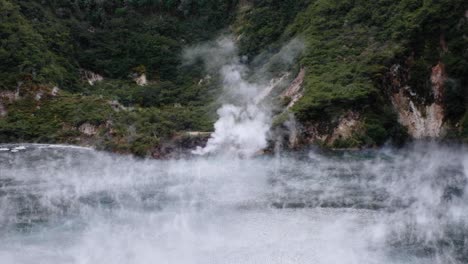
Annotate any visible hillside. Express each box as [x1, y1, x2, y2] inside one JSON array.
[[0, 0, 467, 156]]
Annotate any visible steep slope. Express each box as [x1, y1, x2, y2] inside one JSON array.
[[0, 0, 467, 156], [280, 0, 467, 147]]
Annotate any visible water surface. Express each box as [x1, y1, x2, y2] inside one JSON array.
[[0, 144, 467, 263]]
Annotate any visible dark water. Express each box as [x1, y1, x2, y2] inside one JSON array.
[[0, 144, 467, 263]]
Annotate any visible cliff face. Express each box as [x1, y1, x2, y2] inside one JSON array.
[[281, 1, 467, 148], [285, 55, 458, 148], [281, 68, 305, 109], [274, 69, 366, 149], [387, 62, 447, 139]]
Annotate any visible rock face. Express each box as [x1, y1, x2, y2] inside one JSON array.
[[274, 110, 363, 150], [256, 73, 290, 103], [0, 90, 19, 102], [328, 111, 362, 144], [134, 73, 148, 86], [301, 111, 362, 147], [78, 123, 98, 136], [51, 87, 59, 96], [387, 62, 446, 139], [281, 68, 305, 108], [81, 70, 103, 85], [275, 69, 364, 149], [0, 88, 20, 118]]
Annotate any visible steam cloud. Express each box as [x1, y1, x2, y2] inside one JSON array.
[[183, 36, 304, 157], [1, 143, 467, 263]]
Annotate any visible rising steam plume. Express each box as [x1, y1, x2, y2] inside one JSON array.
[[183, 36, 304, 157]]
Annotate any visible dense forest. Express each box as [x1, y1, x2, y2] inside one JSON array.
[[0, 0, 467, 156]]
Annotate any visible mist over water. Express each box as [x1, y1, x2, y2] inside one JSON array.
[[0, 144, 467, 264], [1, 36, 466, 264]]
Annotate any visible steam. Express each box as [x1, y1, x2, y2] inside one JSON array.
[[1, 143, 467, 263], [184, 36, 303, 157]]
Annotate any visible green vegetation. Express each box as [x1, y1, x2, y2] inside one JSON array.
[[1, 0, 237, 90], [235, 0, 309, 58], [0, 0, 467, 155], [0, 0, 235, 155], [0, 92, 112, 142], [0, 86, 213, 156], [0, 0, 76, 89], [233, 0, 466, 147], [285, 0, 466, 146]]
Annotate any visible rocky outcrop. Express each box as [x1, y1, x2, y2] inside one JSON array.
[[256, 73, 290, 103], [0, 90, 19, 102], [274, 69, 363, 149], [198, 75, 212, 86], [0, 90, 17, 117], [78, 123, 98, 136], [34, 91, 44, 101], [133, 73, 148, 86], [80, 70, 103, 86], [391, 91, 444, 138], [281, 68, 305, 108], [272, 110, 363, 150], [387, 62, 447, 138], [301, 111, 362, 146], [430, 62, 446, 103], [328, 111, 362, 144], [0, 85, 59, 118], [51, 87, 59, 96]]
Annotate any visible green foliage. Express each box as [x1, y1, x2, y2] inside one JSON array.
[[443, 79, 466, 122], [271, 111, 290, 128], [0, 93, 112, 142], [236, 0, 310, 58], [0, 0, 232, 156], [129, 136, 159, 157], [285, 0, 466, 144], [1, 0, 237, 90], [0, 0, 76, 90], [1, 0, 467, 153], [362, 106, 408, 146], [0, 90, 213, 155], [99, 104, 213, 156], [331, 136, 361, 149], [83, 73, 219, 109]]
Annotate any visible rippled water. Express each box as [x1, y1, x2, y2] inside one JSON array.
[[0, 144, 467, 264]]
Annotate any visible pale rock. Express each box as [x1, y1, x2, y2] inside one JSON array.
[[134, 73, 148, 86], [0, 91, 18, 102], [79, 123, 98, 136], [255, 73, 290, 104], [390, 62, 447, 138], [51, 86, 59, 96], [35, 91, 43, 101], [328, 111, 362, 143], [281, 68, 305, 108], [81, 70, 103, 86]]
